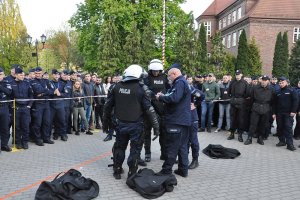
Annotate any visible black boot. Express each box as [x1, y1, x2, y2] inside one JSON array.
[[287, 144, 296, 151], [227, 131, 235, 140], [238, 132, 243, 142], [257, 136, 264, 145], [244, 136, 252, 145], [103, 134, 112, 141], [127, 167, 138, 179], [188, 159, 199, 169], [138, 158, 147, 166], [113, 167, 122, 180]]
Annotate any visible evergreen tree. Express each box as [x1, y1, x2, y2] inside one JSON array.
[[123, 22, 143, 67], [98, 18, 122, 76], [289, 39, 300, 86], [248, 38, 262, 75], [272, 32, 289, 77], [281, 31, 289, 77], [236, 29, 250, 75], [140, 22, 157, 67], [199, 23, 207, 70]]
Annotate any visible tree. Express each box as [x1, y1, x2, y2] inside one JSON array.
[[272, 32, 289, 77], [123, 22, 143, 67], [281, 31, 289, 77], [289, 39, 300, 86], [236, 29, 250, 75], [248, 38, 262, 75], [0, 0, 29, 71], [98, 18, 122, 76], [199, 23, 207, 68], [140, 21, 157, 67]]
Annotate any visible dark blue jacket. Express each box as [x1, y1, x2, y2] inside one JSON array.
[[10, 79, 33, 107], [273, 86, 298, 114], [82, 81, 94, 106], [48, 79, 69, 108], [31, 78, 54, 105], [0, 80, 12, 103], [159, 75, 191, 126]]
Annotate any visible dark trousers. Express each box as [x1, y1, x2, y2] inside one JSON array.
[[293, 115, 300, 138], [248, 111, 268, 137], [276, 113, 294, 145], [64, 106, 72, 134], [0, 106, 10, 147], [230, 104, 247, 132], [114, 121, 143, 171], [50, 106, 66, 137], [15, 107, 31, 145], [95, 105, 104, 126], [162, 124, 189, 174], [188, 121, 200, 159], [31, 103, 51, 141]]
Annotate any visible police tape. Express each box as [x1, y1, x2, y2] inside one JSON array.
[[0, 95, 108, 103]]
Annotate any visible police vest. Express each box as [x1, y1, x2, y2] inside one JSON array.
[[114, 81, 143, 122], [148, 75, 167, 94]]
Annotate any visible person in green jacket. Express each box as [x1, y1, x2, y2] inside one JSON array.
[[199, 73, 220, 132]]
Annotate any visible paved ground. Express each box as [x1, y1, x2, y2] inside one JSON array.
[[0, 128, 300, 200]]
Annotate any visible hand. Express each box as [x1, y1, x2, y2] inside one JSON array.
[[298, 112, 300, 116], [56, 90, 61, 96], [191, 103, 196, 110], [37, 94, 42, 97], [290, 112, 296, 117], [272, 114, 276, 120], [153, 127, 160, 137], [155, 92, 163, 100]]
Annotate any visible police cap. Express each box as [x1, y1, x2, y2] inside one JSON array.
[[235, 70, 242, 75], [261, 75, 270, 81], [35, 67, 43, 72], [0, 67, 4, 73], [51, 69, 60, 75], [62, 69, 70, 75], [15, 67, 23, 74], [11, 64, 21, 69], [278, 76, 287, 82]]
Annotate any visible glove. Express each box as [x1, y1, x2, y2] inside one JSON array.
[[153, 127, 160, 137]]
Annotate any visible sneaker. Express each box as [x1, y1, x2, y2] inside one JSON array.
[[86, 130, 93, 135], [214, 128, 221, 133]]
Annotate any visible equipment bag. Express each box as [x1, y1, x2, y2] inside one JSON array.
[[126, 168, 177, 199], [35, 169, 99, 200], [202, 144, 241, 159]]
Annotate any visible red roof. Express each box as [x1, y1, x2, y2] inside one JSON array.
[[250, 0, 300, 19], [201, 0, 236, 16]]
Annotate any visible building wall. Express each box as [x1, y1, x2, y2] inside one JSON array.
[[249, 19, 300, 75]]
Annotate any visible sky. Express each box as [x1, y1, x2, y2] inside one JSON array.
[[16, 0, 214, 40]]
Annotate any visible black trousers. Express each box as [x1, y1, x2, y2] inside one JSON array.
[[230, 104, 248, 132], [248, 111, 269, 137], [293, 115, 300, 138], [95, 105, 104, 126]]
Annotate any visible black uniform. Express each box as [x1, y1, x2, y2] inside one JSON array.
[[245, 84, 274, 145], [103, 78, 160, 179], [228, 78, 250, 142]]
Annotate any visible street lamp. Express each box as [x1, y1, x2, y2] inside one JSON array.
[[27, 34, 47, 66]]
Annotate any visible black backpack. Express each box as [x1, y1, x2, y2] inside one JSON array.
[[126, 168, 177, 199], [202, 144, 241, 159], [35, 169, 99, 200]]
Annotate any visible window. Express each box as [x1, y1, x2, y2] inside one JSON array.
[[204, 21, 212, 41], [239, 29, 243, 38], [223, 18, 227, 28], [222, 37, 226, 46], [228, 14, 231, 25], [232, 32, 237, 46], [237, 7, 242, 19], [293, 27, 300, 43], [227, 35, 231, 48], [232, 10, 237, 22], [219, 20, 222, 29]]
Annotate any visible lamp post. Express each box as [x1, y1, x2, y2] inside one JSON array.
[[162, 0, 166, 68], [26, 34, 47, 66]]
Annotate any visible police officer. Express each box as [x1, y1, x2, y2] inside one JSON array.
[[0, 67, 12, 152], [31, 67, 55, 146], [10, 68, 33, 149], [227, 70, 250, 142], [48, 69, 68, 141], [143, 59, 169, 162], [103, 65, 160, 180], [156, 64, 191, 177], [273, 77, 298, 151], [244, 75, 274, 145]]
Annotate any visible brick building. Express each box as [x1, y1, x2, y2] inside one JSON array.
[[196, 0, 300, 75]]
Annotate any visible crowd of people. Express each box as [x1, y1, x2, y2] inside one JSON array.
[[1, 60, 300, 180]]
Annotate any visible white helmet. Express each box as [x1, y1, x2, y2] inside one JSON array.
[[123, 64, 143, 79], [148, 59, 163, 71]]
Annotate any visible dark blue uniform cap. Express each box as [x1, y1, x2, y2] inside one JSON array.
[[29, 68, 35, 73], [11, 64, 21, 69], [278, 76, 287, 81], [51, 69, 60, 75], [235, 70, 242, 75], [15, 67, 23, 74], [35, 66, 43, 72], [69, 70, 76, 75], [62, 69, 70, 75], [261, 75, 270, 81], [251, 76, 257, 80], [0, 67, 4, 73]]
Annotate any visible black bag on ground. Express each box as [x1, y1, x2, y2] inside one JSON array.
[[35, 169, 99, 200], [126, 168, 177, 199], [202, 144, 241, 159]]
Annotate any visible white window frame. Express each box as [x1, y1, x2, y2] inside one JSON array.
[[237, 7, 242, 20], [227, 34, 231, 48], [232, 32, 237, 47], [232, 10, 237, 22], [204, 21, 212, 42], [293, 27, 300, 43], [228, 14, 231, 25], [219, 20, 222, 30], [222, 37, 226, 46], [223, 18, 227, 28]]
